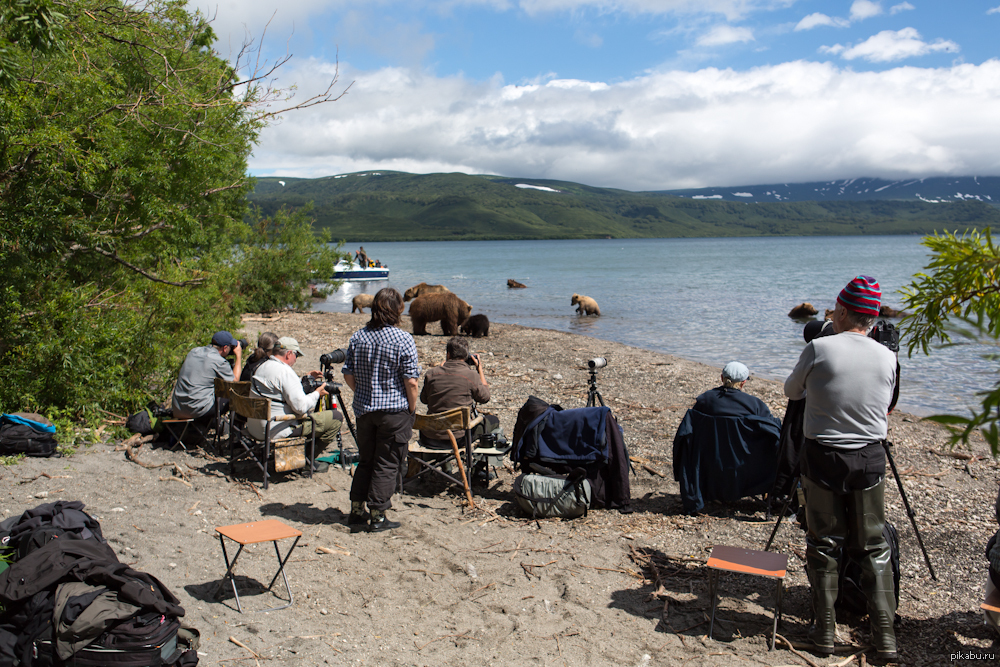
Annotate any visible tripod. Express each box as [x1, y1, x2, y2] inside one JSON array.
[[763, 440, 936, 580], [316, 360, 359, 469], [586, 369, 605, 407]]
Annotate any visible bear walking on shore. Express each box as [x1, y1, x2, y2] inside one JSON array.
[[461, 314, 490, 338], [404, 282, 450, 302], [409, 292, 472, 335]]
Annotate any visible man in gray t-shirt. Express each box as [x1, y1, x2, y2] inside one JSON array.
[[172, 331, 242, 424], [784, 276, 897, 662]]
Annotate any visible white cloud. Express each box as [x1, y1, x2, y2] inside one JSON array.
[[825, 28, 960, 63], [795, 13, 850, 30], [988, 5, 1000, 14], [890, 2, 914, 14], [697, 25, 755, 46], [251, 59, 1000, 190], [849, 0, 883, 21]]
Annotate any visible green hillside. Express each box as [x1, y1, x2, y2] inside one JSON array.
[[248, 171, 1000, 241]]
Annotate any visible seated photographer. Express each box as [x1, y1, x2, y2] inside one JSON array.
[[986, 484, 1000, 633], [419, 336, 496, 450], [171, 331, 243, 428], [672, 361, 782, 515], [240, 331, 279, 382], [249, 337, 342, 471]]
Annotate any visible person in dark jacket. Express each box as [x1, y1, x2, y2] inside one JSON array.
[[986, 483, 1000, 633], [672, 361, 782, 515]]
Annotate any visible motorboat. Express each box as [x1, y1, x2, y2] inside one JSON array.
[[333, 260, 389, 282]]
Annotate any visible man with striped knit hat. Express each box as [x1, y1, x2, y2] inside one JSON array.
[[784, 276, 898, 662]]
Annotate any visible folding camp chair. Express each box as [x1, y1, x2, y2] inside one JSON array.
[[212, 378, 250, 453], [405, 407, 483, 505], [228, 393, 316, 490], [162, 417, 199, 451], [213, 519, 301, 613], [707, 545, 788, 650]]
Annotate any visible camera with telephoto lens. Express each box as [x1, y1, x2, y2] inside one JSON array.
[[465, 353, 479, 366], [588, 357, 607, 370], [301, 375, 339, 395]]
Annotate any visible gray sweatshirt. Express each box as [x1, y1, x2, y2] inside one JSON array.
[[784, 331, 896, 449]]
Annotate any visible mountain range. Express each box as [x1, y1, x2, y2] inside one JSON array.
[[248, 172, 1000, 242]]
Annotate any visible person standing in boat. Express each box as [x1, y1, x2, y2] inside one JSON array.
[[356, 246, 368, 270]]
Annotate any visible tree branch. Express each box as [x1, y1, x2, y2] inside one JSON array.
[[69, 244, 204, 287]]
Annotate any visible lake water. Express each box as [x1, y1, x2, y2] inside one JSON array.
[[316, 236, 996, 418]]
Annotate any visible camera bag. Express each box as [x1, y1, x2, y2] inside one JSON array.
[[0, 413, 58, 458], [513, 468, 591, 519]]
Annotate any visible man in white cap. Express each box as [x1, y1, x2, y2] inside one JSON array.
[[672, 361, 782, 514], [249, 337, 342, 471]]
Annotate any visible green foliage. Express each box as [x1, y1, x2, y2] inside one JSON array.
[[237, 205, 346, 313], [0, 453, 26, 466], [0, 0, 342, 421], [901, 228, 1000, 455], [248, 172, 1000, 241]]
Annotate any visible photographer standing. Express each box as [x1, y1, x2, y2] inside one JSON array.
[[784, 276, 898, 662], [343, 288, 421, 533], [249, 337, 342, 471]]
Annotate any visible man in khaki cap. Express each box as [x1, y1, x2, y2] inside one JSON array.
[[249, 337, 342, 472]]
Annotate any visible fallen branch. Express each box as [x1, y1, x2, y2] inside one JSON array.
[[19, 472, 72, 485], [159, 476, 193, 488], [774, 633, 822, 667], [928, 448, 979, 462], [829, 648, 869, 666], [316, 546, 351, 556], [228, 636, 260, 659]]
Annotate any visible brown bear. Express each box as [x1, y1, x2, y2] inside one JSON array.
[[788, 302, 818, 318], [404, 282, 450, 302], [461, 313, 490, 338], [879, 305, 905, 318], [409, 292, 472, 335], [824, 308, 835, 321], [571, 293, 600, 316], [351, 293, 374, 313], [507, 279, 527, 289]]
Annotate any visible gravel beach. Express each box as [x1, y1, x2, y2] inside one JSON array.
[[2, 310, 997, 666]]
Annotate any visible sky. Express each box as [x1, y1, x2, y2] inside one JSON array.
[[191, 0, 1000, 191]]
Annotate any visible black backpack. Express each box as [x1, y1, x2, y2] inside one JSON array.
[[837, 521, 901, 618], [0, 414, 58, 458]]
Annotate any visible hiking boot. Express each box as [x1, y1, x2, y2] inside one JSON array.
[[368, 509, 400, 533], [348, 501, 370, 533]]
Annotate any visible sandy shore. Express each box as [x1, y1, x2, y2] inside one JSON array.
[[2, 311, 998, 666]]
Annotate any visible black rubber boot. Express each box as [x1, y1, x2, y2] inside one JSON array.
[[348, 501, 370, 533], [802, 476, 847, 656], [848, 480, 897, 662], [368, 508, 400, 533]]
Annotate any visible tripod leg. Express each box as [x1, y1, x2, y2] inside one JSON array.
[[882, 441, 937, 580]]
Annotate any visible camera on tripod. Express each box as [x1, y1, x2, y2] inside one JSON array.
[[301, 375, 339, 394], [588, 357, 607, 370], [320, 349, 347, 367]]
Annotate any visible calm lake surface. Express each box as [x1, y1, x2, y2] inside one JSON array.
[[316, 236, 995, 418]]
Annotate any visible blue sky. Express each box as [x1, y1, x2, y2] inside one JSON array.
[[193, 1, 1000, 190]]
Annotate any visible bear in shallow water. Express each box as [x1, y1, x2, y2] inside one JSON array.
[[404, 282, 450, 302], [507, 279, 527, 289], [571, 293, 600, 316], [461, 314, 490, 338], [788, 302, 818, 318], [409, 292, 472, 336], [351, 293, 374, 313]]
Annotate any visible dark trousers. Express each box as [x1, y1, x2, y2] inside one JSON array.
[[350, 410, 414, 511]]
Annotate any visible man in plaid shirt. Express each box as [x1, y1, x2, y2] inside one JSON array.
[[343, 287, 421, 532]]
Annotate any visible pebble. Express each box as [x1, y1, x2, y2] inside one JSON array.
[[169, 563, 177, 568], [111, 507, 125, 512], [320, 609, 329, 615], [34, 492, 49, 499]]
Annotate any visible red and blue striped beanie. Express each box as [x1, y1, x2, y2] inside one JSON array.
[[837, 275, 881, 316]]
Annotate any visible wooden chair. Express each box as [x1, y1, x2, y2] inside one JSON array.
[[706, 545, 788, 650], [406, 406, 483, 506], [228, 393, 316, 490], [212, 378, 250, 453]]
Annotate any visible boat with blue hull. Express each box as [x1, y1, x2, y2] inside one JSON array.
[[333, 261, 389, 282]]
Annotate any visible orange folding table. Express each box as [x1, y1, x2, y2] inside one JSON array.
[[214, 520, 302, 613], [706, 545, 788, 650]]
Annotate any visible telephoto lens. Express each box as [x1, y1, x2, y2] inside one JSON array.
[[320, 349, 348, 366], [588, 357, 607, 369]]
